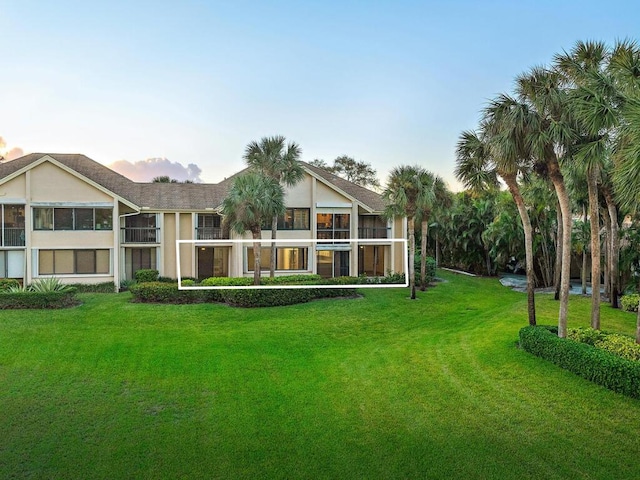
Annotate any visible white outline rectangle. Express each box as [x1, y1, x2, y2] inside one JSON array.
[[176, 238, 408, 289]]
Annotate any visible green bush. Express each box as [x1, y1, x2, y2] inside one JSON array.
[[0, 279, 20, 291], [135, 269, 159, 283], [262, 274, 322, 285], [129, 282, 216, 304], [620, 294, 639, 312], [568, 327, 606, 346], [69, 282, 116, 293], [0, 290, 79, 309], [519, 325, 640, 399], [29, 277, 73, 293], [595, 334, 640, 362], [222, 288, 313, 308], [200, 277, 253, 287], [181, 279, 196, 286]]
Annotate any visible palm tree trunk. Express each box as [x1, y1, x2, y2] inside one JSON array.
[[602, 187, 620, 309], [554, 201, 563, 301], [548, 157, 572, 338], [587, 169, 601, 330], [408, 216, 416, 299], [504, 174, 536, 326], [270, 215, 277, 279], [420, 218, 428, 291], [601, 207, 611, 300], [636, 305, 640, 344], [252, 230, 262, 286], [582, 205, 587, 295]]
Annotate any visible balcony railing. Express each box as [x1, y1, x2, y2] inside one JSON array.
[[357, 227, 388, 239], [196, 227, 226, 240], [121, 227, 160, 243], [2, 227, 25, 246]]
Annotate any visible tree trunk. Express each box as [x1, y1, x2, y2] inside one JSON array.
[[408, 216, 416, 299], [582, 205, 587, 295], [554, 201, 563, 301], [602, 186, 620, 309], [601, 207, 611, 300], [504, 174, 536, 326], [636, 305, 640, 344], [435, 232, 440, 267], [587, 168, 601, 330], [270, 215, 277, 279], [548, 156, 572, 338], [420, 218, 428, 291], [252, 230, 262, 286]]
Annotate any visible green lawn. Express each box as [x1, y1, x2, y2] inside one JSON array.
[[1, 272, 639, 479]]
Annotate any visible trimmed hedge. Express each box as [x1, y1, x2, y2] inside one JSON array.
[[0, 279, 20, 291], [135, 269, 159, 283], [129, 282, 218, 304], [69, 282, 116, 293], [519, 325, 640, 399], [222, 288, 313, 308], [0, 289, 80, 309]]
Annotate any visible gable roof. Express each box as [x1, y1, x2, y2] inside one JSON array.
[[0, 154, 386, 213], [301, 161, 385, 212]]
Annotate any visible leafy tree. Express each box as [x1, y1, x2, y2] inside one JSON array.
[[220, 172, 285, 285], [417, 175, 449, 291], [244, 135, 303, 278], [383, 165, 431, 299], [152, 176, 178, 183], [311, 155, 380, 190]]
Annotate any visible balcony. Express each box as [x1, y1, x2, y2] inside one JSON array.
[[196, 227, 226, 240], [121, 227, 160, 244], [357, 227, 388, 239], [1, 227, 25, 246]]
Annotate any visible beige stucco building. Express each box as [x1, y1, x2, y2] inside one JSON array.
[[0, 154, 406, 288]]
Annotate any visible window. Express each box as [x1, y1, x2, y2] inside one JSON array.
[[1, 204, 26, 246], [196, 214, 223, 239], [278, 208, 310, 230], [317, 213, 350, 240], [246, 247, 309, 271], [39, 249, 110, 275], [33, 207, 113, 231]]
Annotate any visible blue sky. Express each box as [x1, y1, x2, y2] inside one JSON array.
[[1, 0, 638, 188]]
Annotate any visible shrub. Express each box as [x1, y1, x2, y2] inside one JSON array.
[[620, 294, 639, 312], [222, 288, 313, 308], [201, 277, 253, 287], [414, 255, 436, 285], [181, 279, 196, 286], [129, 282, 216, 304], [135, 269, 159, 283], [519, 325, 640, 399], [0, 290, 79, 309], [69, 282, 116, 293], [595, 334, 640, 362], [568, 327, 606, 346], [0, 279, 20, 291], [29, 277, 73, 293], [262, 274, 323, 285]]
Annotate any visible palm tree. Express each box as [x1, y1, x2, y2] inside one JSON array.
[[515, 67, 576, 337], [415, 170, 436, 291], [244, 136, 303, 278], [456, 114, 537, 326], [610, 39, 640, 342], [383, 165, 430, 299], [220, 172, 285, 285]]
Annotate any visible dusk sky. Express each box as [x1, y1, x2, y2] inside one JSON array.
[[2, 1, 638, 188]]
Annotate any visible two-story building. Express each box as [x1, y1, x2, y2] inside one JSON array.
[[0, 153, 406, 287]]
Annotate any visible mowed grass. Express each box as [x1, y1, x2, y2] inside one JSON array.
[[1, 272, 639, 479]]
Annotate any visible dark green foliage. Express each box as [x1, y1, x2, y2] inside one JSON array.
[[414, 255, 436, 284], [200, 277, 254, 287], [134, 269, 159, 283], [129, 282, 216, 304], [261, 274, 323, 285], [0, 289, 79, 309], [68, 282, 116, 293], [520, 325, 640, 398], [222, 288, 313, 307], [0, 279, 20, 291]]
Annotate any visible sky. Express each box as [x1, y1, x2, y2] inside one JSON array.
[[1, 0, 639, 189]]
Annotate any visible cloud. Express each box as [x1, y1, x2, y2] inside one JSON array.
[[0, 136, 24, 161], [108, 158, 203, 183]]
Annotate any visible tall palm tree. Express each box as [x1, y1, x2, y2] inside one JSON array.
[[416, 170, 436, 291], [610, 39, 640, 342], [555, 40, 618, 329], [383, 165, 430, 299], [220, 172, 285, 285], [456, 114, 537, 326], [515, 67, 576, 337], [244, 136, 303, 278]]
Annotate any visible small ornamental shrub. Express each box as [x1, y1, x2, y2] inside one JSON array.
[[135, 269, 159, 283], [519, 325, 640, 399], [201, 277, 253, 287], [620, 294, 639, 312], [29, 277, 72, 293], [0, 279, 20, 291], [595, 334, 640, 362], [222, 288, 313, 308], [568, 327, 606, 346], [181, 279, 196, 286]]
